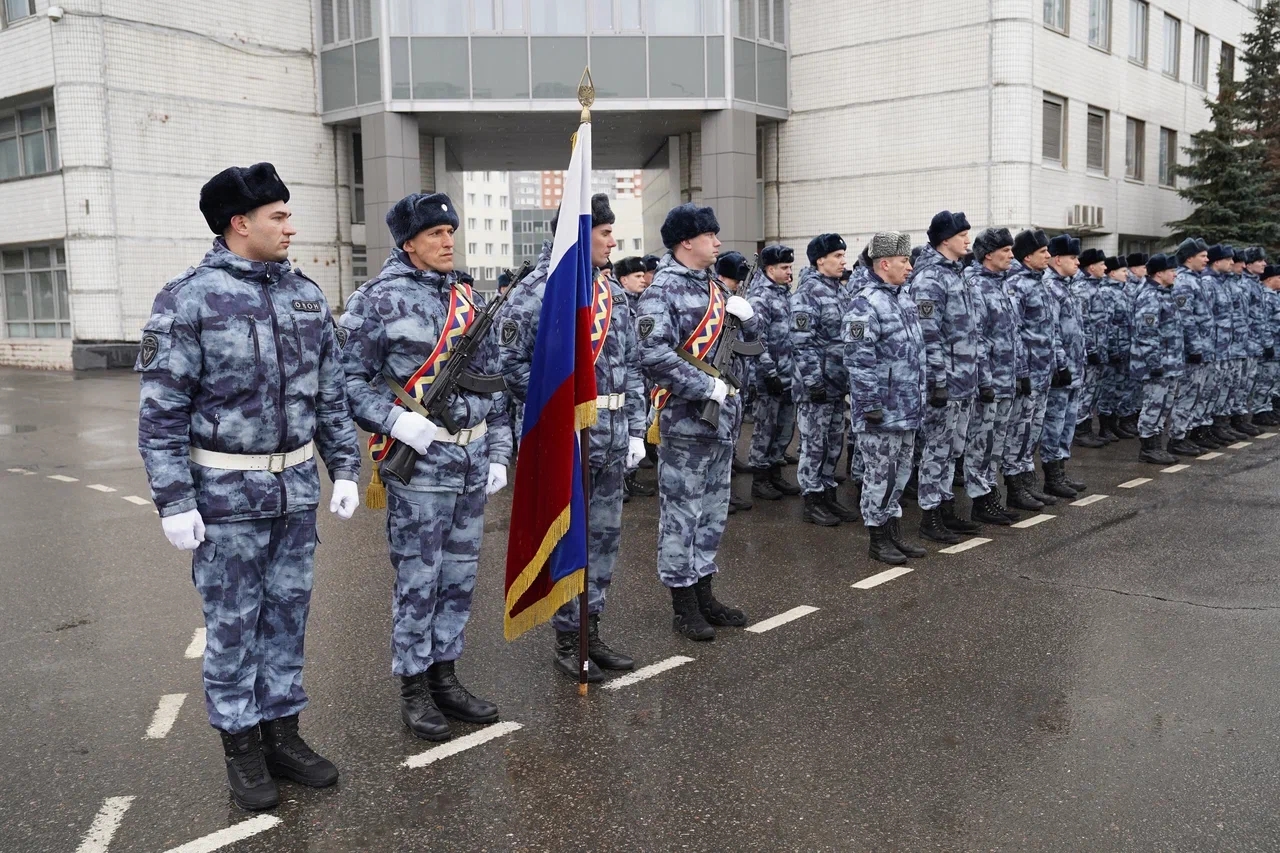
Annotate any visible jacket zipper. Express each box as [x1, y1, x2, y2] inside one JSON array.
[[250, 321, 261, 363], [211, 412, 220, 450], [261, 280, 289, 514]]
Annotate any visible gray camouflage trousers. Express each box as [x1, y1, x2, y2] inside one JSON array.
[[1004, 390, 1048, 476], [1039, 387, 1079, 463], [856, 429, 915, 527], [965, 398, 1014, 497], [1171, 363, 1211, 438], [1251, 361, 1278, 413], [1210, 360, 1243, 416], [386, 483, 486, 677], [1138, 377, 1177, 438], [656, 437, 731, 588], [747, 391, 796, 469], [796, 400, 845, 495], [916, 398, 970, 511], [1075, 364, 1104, 424], [193, 511, 316, 733], [1120, 376, 1143, 417], [1098, 364, 1127, 414], [552, 458, 624, 631], [1230, 358, 1257, 415]]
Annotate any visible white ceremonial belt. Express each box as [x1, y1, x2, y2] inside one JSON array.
[[433, 419, 488, 446], [190, 442, 314, 474], [596, 393, 626, 411]]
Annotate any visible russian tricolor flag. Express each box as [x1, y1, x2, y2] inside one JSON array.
[[503, 121, 599, 640]]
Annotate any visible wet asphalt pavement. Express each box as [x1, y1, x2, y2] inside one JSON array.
[[1, 366, 1278, 852]]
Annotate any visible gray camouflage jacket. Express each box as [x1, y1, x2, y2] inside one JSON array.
[[746, 268, 794, 392], [842, 274, 927, 431], [789, 267, 849, 400], [905, 244, 979, 398]]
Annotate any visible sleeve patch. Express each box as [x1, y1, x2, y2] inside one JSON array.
[[793, 312, 811, 331], [135, 315, 175, 372], [847, 321, 866, 340], [333, 320, 349, 349], [500, 319, 520, 347], [292, 299, 322, 313], [917, 299, 936, 319], [1175, 295, 1188, 308], [1144, 314, 1157, 326], [637, 316, 656, 339]]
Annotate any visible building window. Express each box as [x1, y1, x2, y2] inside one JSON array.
[[467, 217, 477, 229], [485, 242, 494, 254], [1042, 94, 1067, 165], [3, 0, 35, 27], [484, 194, 493, 206], [484, 218, 493, 230], [1089, 0, 1111, 50], [500, 243, 508, 254], [1192, 30, 1210, 88], [1162, 14, 1180, 79], [500, 219, 509, 231], [467, 192, 476, 204], [468, 242, 478, 254], [350, 131, 365, 224], [322, 0, 374, 44], [0, 102, 59, 180], [352, 246, 368, 288], [1087, 107, 1109, 174], [2, 244, 70, 339], [633, 238, 642, 250], [1125, 117, 1145, 181], [1220, 42, 1235, 84], [1128, 0, 1148, 65], [474, 0, 526, 32], [1044, 0, 1068, 32], [1158, 127, 1177, 187]]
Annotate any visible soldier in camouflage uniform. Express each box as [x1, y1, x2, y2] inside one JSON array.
[[498, 195, 643, 683], [1258, 264, 1280, 424], [715, 250, 762, 516], [1095, 256, 1136, 441], [963, 228, 1030, 525], [1226, 249, 1265, 436], [339, 192, 511, 743], [1130, 253, 1183, 464], [842, 231, 928, 566], [906, 211, 982, 544], [1202, 245, 1249, 443], [137, 163, 361, 811], [792, 233, 859, 527], [1039, 235, 1088, 498], [1118, 253, 1150, 434], [1071, 248, 1111, 447], [1243, 250, 1279, 426], [636, 203, 754, 641], [1169, 239, 1215, 451], [746, 244, 801, 501]]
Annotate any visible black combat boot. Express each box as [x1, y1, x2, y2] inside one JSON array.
[[970, 491, 1012, 526], [554, 630, 604, 683], [952, 458, 965, 488], [902, 469, 919, 502], [640, 442, 657, 469], [1041, 460, 1077, 499], [732, 454, 750, 474], [1021, 471, 1058, 506], [587, 614, 634, 671], [729, 492, 753, 513], [426, 661, 499, 725], [1113, 415, 1138, 439], [768, 464, 801, 496], [1137, 435, 1177, 464], [1190, 425, 1222, 449], [259, 715, 338, 789], [220, 728, 279, 811], [824, 486, 859, 522], [671, 585, 715, 641], [751, 468, 784, 501], [1097, 414, 1118, 442], [1061, 463, 1086, 493], [784, 451, 799, 466], [694, 575, 747, 627], [1254, 410, 1278, 426], [624, 471, 656, 497], [1073, 419, 1108, 448], [1212, 416, 1242, 443], [887, 517, 927, 558], [802, 491, 841, 526], [991, 489, 1022, 522], [1167, 434, 1202, 457], [918, 507, 961, 544], [400, 673, 451, 741], [1233, 414, 1262, 437], [1005, 473, 1045, 511], [940, 498, 983, 533], [867, 524, 907, 566]]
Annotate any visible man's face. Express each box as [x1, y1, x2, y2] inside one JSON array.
[[983, 246, 1013, 273], [619, 271, 646, 294], [877, 255, 912, 285], [1085, 261, 1106, 278], [1154, 269, 1177, 287], [1212, 258, 1233, 273], [229, 201, 295, 263], [817, 250, 846, 278], [940, 231, 970, 259], [403, 224, 455, 273], [592, 223, 617, 269], [766, 262, 793, 285], [1232, 261, 1246, 274], [1130, 264, 1147, 278], [1265, 276, 1280, 291], [1023, 247, 1050, 271], [642, 270, 654, 286], [1108, 267, 1128, 282], [1248, 260, 1266, 275], [720, 276, 742, 293], [1185, 251, 1208, 271], [679, 232, 721, 269], [1050, 255, 1080, 277]]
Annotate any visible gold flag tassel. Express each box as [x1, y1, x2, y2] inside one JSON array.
[[646, 415, 661, 446], [364, 445, 387, 510]]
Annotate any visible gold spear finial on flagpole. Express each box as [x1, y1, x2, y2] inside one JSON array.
[[571, 67, 594, 151]]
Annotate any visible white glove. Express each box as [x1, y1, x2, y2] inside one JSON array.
[[161, 508, 205, 551], [709, 378, 729, 406], [329, 479, 359, 519], [725, 295, 754, 322], [627, 436, 646, 469], [486, 462, 508, 496], [390, 410, 438, 455]]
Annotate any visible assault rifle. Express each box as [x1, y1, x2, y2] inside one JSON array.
[[700, 255, 765, 427]]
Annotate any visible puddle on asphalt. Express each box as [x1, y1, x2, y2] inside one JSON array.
[[0, 424, 37, 435]]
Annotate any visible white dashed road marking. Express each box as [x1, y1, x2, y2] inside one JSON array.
[[601, 655, 695, 691], [1011, 513, 1056, 529], [402, 721, 524, 768], [745, 605, 819, 634], [1118, 478, 1152, 489], [1070, 494, 1108, 506], [76, 796, 135, 853], [162, 815, 282, 853], [48, 474, 79, 482], [86, 484, 117, 493], [1197, 452, 1223, 460], [1227, 441, 1252, 450], [121, 495, 151, 506], [937, 538, 992, 555], [852, 566, 914, 588], [1161, 464, 1190, 473], [7, 467, 35, 475], [183, 628, 206, 660], [1257, 432, 1276, 439], [144, 693, 187, 739]]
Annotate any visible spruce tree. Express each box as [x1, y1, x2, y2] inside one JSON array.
[[1237, 0, 1280, 252]]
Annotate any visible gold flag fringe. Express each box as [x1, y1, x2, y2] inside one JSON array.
[[504, 504, 586, 640]]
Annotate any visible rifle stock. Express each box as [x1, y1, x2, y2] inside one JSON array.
[[699, 255, 760, 427]]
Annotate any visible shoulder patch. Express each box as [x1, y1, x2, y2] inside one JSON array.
[[638, 316, 656, 339], [292, 299, 322, 313], [793, 312, 811, 331], [1144, 313, 1157, 326], [916, 299, 936, 319], [333, 320, 349, 348], [500, 319, 519, 347], [1175, 295, 1188, 308], [847, 320, 866, 341], [139, 333, 160, 368]]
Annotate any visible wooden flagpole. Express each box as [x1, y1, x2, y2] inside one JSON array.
[[576, 68, 596, 697]]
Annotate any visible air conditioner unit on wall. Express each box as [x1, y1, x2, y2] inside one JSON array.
[[1068, 205, 1106, 229]]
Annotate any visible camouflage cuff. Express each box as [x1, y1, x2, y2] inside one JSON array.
[[158, 496, 198, 518], [383, 404, 407, 434], [330, 468, 360, 484]]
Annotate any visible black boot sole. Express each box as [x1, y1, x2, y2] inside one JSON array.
[[431, 702, 500, 725], [264, 757, 339, 788], [919, 527, 961, 544], [803, 513, 841, 527], [751, 487, 784, 501], [555, 657, 606, 683], [869, 549, 908, 566], [673, 620, 716, 641], [228, 786, 280, 812], [971, 511, 1012, 526], [401, 711, 451, 742]]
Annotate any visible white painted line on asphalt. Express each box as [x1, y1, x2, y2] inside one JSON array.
[[162, 815, 282, 853], [1118, 478, 1152, 489], [601, 655, 696, 691], [937, 538, 993, 555], [47, 474, 79, 482], [86, 484, 117, 493], [1228, 441, 1252, 450], [121, 495, 151, 506], [745, 605, 819, 634], [7, 467, 34, 475], [1070, 494, 1109, 506], [1011, 513, 1056, 529], [183, 628, 206, 659], [1257, 432, 1276, 439], [1197, 452, 1224, 460], [75, 796, 135, 853], [1161, 464, 1190, 473], [402, 721, 524, 768], [144, 693, 187, 739]]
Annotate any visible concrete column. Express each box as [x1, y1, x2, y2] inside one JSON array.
[[641, 136, 682, 253], [700, 109, 758, 257], [360, 111, 422, 265]]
